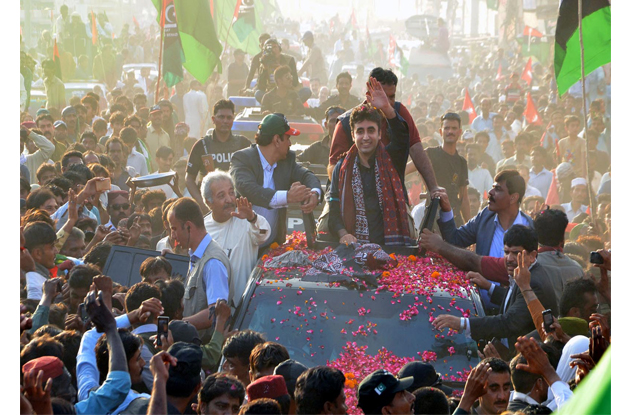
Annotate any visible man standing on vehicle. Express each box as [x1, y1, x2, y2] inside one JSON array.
[[186, 99, 252, 213], [244, 33, 272, 92], [317, 72, 361, 120], [298, 31, 328, 86], [230, 113, 322, 248], [167, 198, 232, 340], [42, 59, 65, 110], [426, 112, 471, 225], [327, 68, 441, 197]]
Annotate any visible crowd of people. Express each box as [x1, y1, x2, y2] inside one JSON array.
[[19, 4, 611, 415]]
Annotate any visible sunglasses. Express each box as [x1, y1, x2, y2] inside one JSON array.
[[110, 203, 130, 211]]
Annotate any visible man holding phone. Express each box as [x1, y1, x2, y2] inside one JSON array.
[[431, 225, 560, 359]]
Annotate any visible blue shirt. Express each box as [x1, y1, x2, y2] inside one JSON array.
[[51, 201, 99, 231], [189, 233, 229, 305], [75, 314, 151, 415]]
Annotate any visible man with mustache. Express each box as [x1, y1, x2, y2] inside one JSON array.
[[201, 171, 271, 308], [106, 190, 133, 230], [454, 359, 512, 415]]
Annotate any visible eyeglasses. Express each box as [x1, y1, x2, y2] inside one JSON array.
[[110, 203, 130, 211]]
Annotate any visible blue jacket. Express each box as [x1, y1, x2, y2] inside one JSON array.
[[437, 207, 534, 256]]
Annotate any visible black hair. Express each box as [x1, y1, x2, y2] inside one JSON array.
[[23, 221, 57, 251], [125, 281, 162, 313], [467, 186, 480, 198], [295, 366, 345, 415], [213, 99, 236, 115], [534, 209, 568, 247], [521, 404, 553, 414], [559, 278, 597, 317], [95, 329, 142, 384], [140, 256, 173, 280], [482, 357, 510, 374], [50, 398, 76, 415], [494, 169, 526, 203], [240, 398, 282, 415], [54, 330, 82, 378], [32, 324, 63, 338], [20, 176, 31, 195], [336, 71, 352, 85], [48, 303, 69, 330], [119, 126, 138, 145], [369, 67, 398, 86], [36, 164, 58, 183], [222, 330, 266, 366], [127, 212, 151, 229], [83, 241, 113, 270], [412, 387, 450, 415], [141, 190, 167, 211], [20, 335, 64, 367], [510, 353, 540, 393], [25, 188, 56, 211], [61, 151, 85, 169], [350, 104, 383, 132], [67, 163, 94, 182], [156, 145, 174, 159], [63, 171, 87, 187], [68, 264, 100, 290], [171, 197, 205, 229], [249, 342, 290, 376], [199, 373, 246, 407], [274, 394, 291, 415], [48, 176, 72, 192], [503, 225, 538, 252], [154, 279, 185, 318]]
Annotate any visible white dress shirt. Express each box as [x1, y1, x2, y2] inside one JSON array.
[[528, 167, 553, 199]]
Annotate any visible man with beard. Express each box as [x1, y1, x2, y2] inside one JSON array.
[[146, 105, 171, 163], [202, 171, 271, 308], [167, 197, 232, 342], [35, 114, 65, 163], [105, 137, 136, 190], [157, 100, 177, 140], [317, 72, 360, 119], [61, 106, 79, 143]]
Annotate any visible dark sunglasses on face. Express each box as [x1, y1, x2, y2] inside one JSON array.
[[111, 203, 130, 211]]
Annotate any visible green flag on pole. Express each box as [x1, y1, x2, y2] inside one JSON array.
[[554, 0, 611, 96], [163, 0, 222, 84], [152, 0, 186, 87], [213, 0, 265, 56]]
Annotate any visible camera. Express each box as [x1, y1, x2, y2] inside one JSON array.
[[590, 251, 604, 265]]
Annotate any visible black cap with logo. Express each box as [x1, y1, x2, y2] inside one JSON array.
[[357, 369, 413, 414]]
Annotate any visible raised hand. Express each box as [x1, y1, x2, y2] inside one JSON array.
[[85, 288, 116, 333], [365, 77, 391, 112], [458, 361, 491, 412], [513, 251, 531, 290], [514, 336, 560, 385], [231, 197, 255, 221], [22, 368, 53, 415], [67, 189, 78, 224], [468, 271, 490, 290], [149, 351, 178, 381]]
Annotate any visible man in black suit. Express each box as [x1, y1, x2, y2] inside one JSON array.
[[432, 225, 559, 359], [230, 113, 322, 248]]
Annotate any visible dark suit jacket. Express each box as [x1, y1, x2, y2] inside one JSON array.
[[507, 399, 531, 412], [437, 207, 534, 255], [230, 144, 322, 245], [469, 261, 559, 357]]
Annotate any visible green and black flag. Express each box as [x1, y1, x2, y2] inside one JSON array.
[[554, 0, 611, 96], [152, 0, 185, 87]]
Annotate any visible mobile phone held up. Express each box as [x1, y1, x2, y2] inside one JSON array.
[[542, 309, 555, 333], [157, 316, 169, 346], [590, 251, 604, 265]]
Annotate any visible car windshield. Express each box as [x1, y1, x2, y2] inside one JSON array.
[[238, 282, 480, 381]]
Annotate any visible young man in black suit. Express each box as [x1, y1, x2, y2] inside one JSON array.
[[230, 113, 322, 248]]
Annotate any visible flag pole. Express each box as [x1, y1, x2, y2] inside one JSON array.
[[155, 0, 165, 103], [577, 0, 596, 223]]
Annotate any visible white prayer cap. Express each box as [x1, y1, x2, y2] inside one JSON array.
[[570, 177, 587, 188]]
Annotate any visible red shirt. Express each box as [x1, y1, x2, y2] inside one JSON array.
[[480, 256, 509, 284], [328, 102, 421, 166]]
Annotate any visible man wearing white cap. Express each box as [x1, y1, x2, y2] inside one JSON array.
[[561, 178, 588, 222]]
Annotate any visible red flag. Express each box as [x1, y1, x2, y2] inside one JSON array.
[[462, 89, 476, 124], [388, 35, 396, 67], [496, 63, 504, 81], [233, 0, 243, 21], [53, 38, 62, 79], [133, 16, 140, 31], [91, 11, 98, 45], [523, 92, 542, 125], [523, 25, 543, 38], [521, 57, 533, 85], [545, 169, 559, 205]]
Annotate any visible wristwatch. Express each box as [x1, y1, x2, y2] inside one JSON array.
[[248, 212, 258, 223]]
